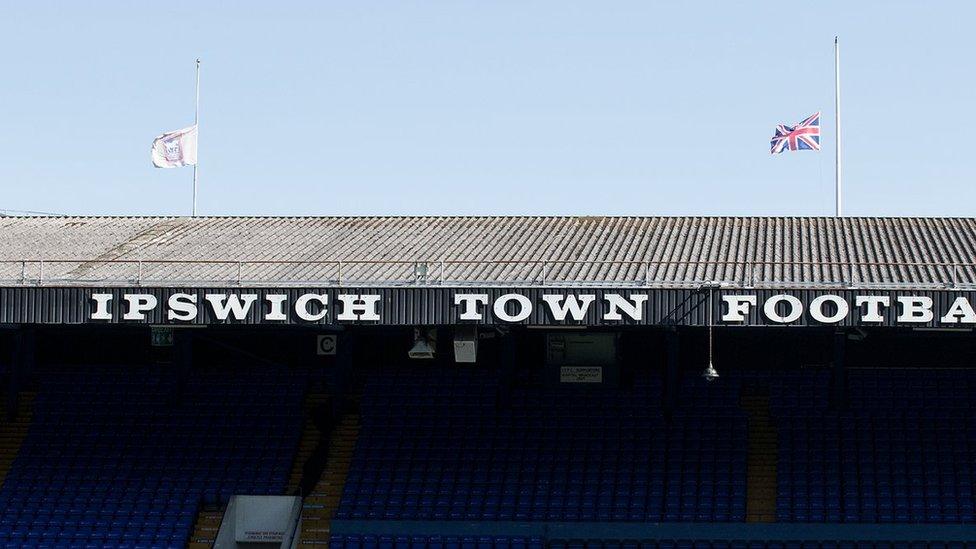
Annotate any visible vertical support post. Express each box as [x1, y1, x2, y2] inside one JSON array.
[[192, 58, 201, 217], [831, 329, 847, 411], [498, 328, 516, 409], [664, 327, 680, 416], [334, 329, 353, 417], [835, 37, 842, 217], [173, 328, 194, 403], [0, 330, 23, 419], [8, 326, 34, 420]]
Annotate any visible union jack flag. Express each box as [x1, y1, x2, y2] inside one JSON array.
[[770, 112, 821, 154]]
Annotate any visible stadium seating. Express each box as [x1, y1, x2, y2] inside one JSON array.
[[335, 364, 976, 547], [543, 541, 976, 549], [338, 367, 748, 523], [772, 368, 976, 524], [329, 533, 546, 549], [0, 365, 305, 549], [327, 533, 976, 549], [3, 359, 974, 549]]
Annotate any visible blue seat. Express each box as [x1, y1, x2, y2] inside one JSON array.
[[0, 366, 306, 548]]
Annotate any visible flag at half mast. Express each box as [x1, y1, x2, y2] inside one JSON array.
[[151, 124, 198, 168], [770, 112, 821, 154]]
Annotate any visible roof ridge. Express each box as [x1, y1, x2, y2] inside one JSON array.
[[4, 214, 976, 220]]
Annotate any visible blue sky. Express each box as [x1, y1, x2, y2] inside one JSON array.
[[0, 2, 971, 217]]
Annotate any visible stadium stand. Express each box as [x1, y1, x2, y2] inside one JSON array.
[[773, 368, 976, 524], [0, 337, 974, 547], [0, 365, 305, 549], [5, 216, 976, 549], [322, 363, 976, 548], [338, 366, 747, 524]]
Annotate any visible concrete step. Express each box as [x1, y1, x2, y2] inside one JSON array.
[[297, 415, 360, 546], [0, 392, 35, 489], [286, 392, 331, 494], [741, 388, 778, 524], [187, 508, 225, 547]]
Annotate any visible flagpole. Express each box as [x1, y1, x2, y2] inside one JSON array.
[[834, 37, 842, 217], [192, 58, 200, 217]]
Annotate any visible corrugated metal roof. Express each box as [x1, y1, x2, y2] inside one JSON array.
[[1, 216, 975, 287]]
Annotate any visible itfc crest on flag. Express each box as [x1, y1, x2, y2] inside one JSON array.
[[770, 112, 820, 154], [151, 125, 198, 168]]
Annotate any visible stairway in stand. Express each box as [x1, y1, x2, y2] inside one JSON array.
[[186, 507, 224, 549], [299, 414, 360, 548], [741, 387, 778, 523], [287, 393, 332, 494], [186, 392, 332, 549], [0, 392, 35, 489]]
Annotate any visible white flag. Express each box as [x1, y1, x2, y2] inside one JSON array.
[[151, 124, 198, 168]]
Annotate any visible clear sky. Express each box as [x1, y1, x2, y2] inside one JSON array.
[[0, 2, 972, 217]]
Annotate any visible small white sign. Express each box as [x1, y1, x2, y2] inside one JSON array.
[[234, 495, 297, 543], [560, 366, 603, 383], [150, 326, 174, 347], [454, 340, 477, 363], [316, 334, 337, 355]]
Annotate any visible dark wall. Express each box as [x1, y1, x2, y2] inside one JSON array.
[[16, 323, 976, 388], [845, 328, 976, 368]]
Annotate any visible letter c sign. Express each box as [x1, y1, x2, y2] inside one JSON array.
[[317, 334, 337, 355]]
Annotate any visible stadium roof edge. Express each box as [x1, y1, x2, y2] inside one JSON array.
[[2, 215, 976, 287], [2, 214, 976, 220]]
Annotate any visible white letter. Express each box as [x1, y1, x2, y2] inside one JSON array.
[[265, 294, 289, 321], [809, 294, 849, 324], [167, 293, 198, 321], [336, 294, 382, 321], [855, 296, 890, 322], [493, 293, 532, 323], [205, 294, 257, 321], [604, 294, 648, 321], [454, 294, 489, 321], [91, 294, 113, 320], [123, 294, 158, 321], [721, 295, 757, 322], [763, 294, 803, 323], [295, 294, 329, 322], [542, 294, 596, 321], [897, 296, 934, 323], [940, 296, 976, 324]]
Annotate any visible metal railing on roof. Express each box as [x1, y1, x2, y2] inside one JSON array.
[[0, 259, 975, 290]]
